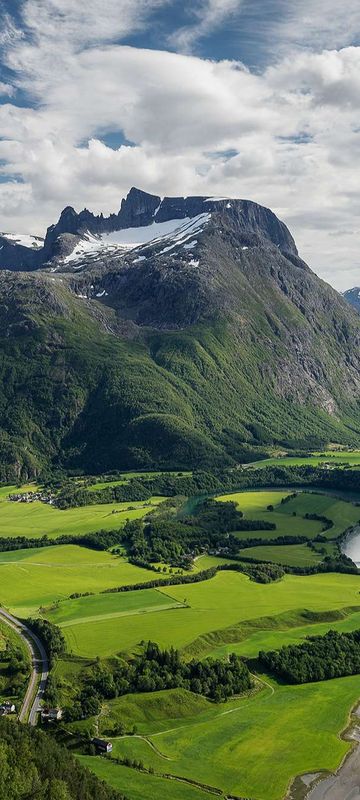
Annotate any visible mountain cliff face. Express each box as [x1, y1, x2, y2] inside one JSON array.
[[0, 188, 359, 480]]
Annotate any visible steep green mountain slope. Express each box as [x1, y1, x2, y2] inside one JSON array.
[[1, 194, 360, 479]]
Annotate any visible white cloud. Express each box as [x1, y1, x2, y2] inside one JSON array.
[[264, 1, 360, 56], [1, 1, 360, 289], [169, 0, 243, 52]]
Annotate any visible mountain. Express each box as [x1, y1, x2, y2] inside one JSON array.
[[0, 232, 44, 270], [0, 187, 297, 271], [343, 287, 360, 314], [0, 187, 360, 480]]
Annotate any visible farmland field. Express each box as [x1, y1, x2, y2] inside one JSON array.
[[216, 489, 323, 539], [3, 480, 360, 800], [46, 587, 185, 627], [61, 571, 360, 658], [238, 542, 322, 565], [78, 756, 212, 800], [248, 450, 360, 469], [216, 489, 360, 540], [107, 674, 360, 800], [0, 491, 164, 539], [0, 545, 168, 617]]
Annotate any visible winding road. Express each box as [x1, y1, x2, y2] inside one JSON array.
[[0, 608, 49, 725]]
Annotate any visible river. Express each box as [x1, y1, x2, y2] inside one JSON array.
[[341, 526, 360, 566], [292, 705, 360, 800]]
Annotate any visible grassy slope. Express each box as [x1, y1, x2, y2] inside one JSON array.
[[62, 571, 360, 658], [107, 676, 360, 800], [207, 608, 360, 659], [97, 689, 211, 735], [0, 545, 165, 617], [78, 756, 212, 800]]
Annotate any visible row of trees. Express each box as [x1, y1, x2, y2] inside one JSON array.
[[259, 629, 360, 683]]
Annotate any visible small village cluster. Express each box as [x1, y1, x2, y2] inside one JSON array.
[[8, 490, 54, 504]]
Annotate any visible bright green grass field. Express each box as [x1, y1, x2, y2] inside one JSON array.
[[278, 493, 360, 539], [0, 492, 164, 539], [0, 483, 40, 499], [216, 490, 323, 539], [0, 545, 166, 617], [239, 543, 322, 566], [62, 570, 360, 658], [45, 588, 183, 628], [78, 756, 211, 800], [108, 675, 360, 800], [216, 489, 360, 541]]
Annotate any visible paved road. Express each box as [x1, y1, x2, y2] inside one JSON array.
[[0, 608, 49, 725]]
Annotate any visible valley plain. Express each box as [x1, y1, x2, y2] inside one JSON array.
[[2, 476, 360, 800]]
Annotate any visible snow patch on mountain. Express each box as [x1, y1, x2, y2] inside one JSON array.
[[1, 233, 44, 249], [64, 214, 210, 265]]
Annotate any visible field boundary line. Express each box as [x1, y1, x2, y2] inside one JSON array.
[[58, 601, 186, 628]]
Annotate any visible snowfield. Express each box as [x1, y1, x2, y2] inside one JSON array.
[[1, 233, 44, 249], [63, 214, 210, 265]]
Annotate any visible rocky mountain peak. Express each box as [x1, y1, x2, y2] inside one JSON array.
[[0, 188, 298, 271]]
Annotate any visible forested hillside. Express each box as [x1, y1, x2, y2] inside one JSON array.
[[0, 718, 124, 800]]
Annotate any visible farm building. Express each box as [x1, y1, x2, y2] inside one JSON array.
[[91, 738, 113, 753]]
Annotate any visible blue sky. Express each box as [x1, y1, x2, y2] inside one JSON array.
[[1, 0, 360, 288]]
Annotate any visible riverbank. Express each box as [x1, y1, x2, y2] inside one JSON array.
[[288, 704, 360, 800]]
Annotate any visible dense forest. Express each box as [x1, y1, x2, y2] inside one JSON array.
[[259, 629, 360, 683], [65, 641, 252, 720], [0, 717, 125, 800]]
